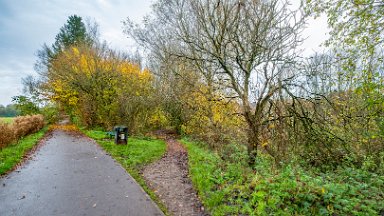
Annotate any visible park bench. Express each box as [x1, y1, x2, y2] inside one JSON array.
[[106, 131, 115, 138]]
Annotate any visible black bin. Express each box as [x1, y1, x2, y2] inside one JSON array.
[[114, 126, 128, 145]]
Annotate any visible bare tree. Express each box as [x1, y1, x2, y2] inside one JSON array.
[[126, 0, 306, 164]]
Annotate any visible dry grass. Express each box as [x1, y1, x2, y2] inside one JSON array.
[[0, 114, 45, 149], [0, 123, 15, 149]]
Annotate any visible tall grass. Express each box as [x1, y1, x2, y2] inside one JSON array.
[[0, 115, 45, 149]]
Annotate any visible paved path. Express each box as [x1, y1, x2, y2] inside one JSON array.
[[0, 130, 164, 216]]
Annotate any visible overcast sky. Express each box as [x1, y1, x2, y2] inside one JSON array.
[[0, 0, 328, 106]]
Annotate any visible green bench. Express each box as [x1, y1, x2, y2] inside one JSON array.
[[106, 131, 115, 138]]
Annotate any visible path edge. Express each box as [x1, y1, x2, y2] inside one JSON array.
[[0, 127, 52, 178], [81, 132, 167, 216]]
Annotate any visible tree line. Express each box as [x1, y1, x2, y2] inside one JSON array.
[[0, 104, 18, 117]]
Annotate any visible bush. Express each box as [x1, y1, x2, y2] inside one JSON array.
[[0, 123, 15, 149], [13, 115, 45, 138], [0, 114, 45, 149], [41, 105, 59, 124]]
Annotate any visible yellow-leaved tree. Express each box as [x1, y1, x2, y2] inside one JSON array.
[[44, 43, 155, 131]]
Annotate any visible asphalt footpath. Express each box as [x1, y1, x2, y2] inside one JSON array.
[[0, 130, 164, 216]]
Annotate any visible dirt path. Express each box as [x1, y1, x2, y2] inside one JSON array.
[[0, 129, 163, 216], [143, 130, 207, 216]]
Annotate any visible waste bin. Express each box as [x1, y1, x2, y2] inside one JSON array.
[[114, 126, 128, 145]]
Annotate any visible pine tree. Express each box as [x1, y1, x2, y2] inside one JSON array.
[[52, 15, 92, 53]]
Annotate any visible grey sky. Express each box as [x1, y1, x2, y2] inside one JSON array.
[[0, 0, 328, 106]]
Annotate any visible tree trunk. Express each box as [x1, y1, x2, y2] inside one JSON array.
[[247, 128, 259, 167], [244, 109, 259, 167]]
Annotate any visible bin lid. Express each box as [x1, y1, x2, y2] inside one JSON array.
[[114, 125, 128, 130]]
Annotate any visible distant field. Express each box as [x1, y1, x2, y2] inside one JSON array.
[[0, 117, 15, 124]]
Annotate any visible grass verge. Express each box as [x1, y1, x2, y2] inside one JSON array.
[[0, 126, 48, 175], [181, 138, 384, 216], [82, 129, 168, 214]]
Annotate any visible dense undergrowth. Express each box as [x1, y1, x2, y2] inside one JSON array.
[[0, 126, 48, 175], [182, 138, 384, 215], [82, 129, 168, 214]]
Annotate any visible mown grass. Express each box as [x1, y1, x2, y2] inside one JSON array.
[[0, 126, 48, 175], [83, 129, 168, 214], [0, 117, 15, 124], [181, 138, 384, 216]]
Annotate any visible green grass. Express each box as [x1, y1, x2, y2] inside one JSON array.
[[0, 127, 48, 175], [0, 117, 15, 124], [83, 129, 168, 214], [182, 138, 242, 215], [181, 138, 384, 216]]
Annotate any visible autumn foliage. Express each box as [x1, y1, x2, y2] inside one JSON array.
[[22, 8, 382, 216], [0, 124, 14, 149], [0, 115, 45, 149], [32, 13, 383, 173], [42, 44, 154, 131], [48, 124, 79, 132]]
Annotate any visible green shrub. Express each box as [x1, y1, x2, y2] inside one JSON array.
[[41, 105, 59, 124]]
